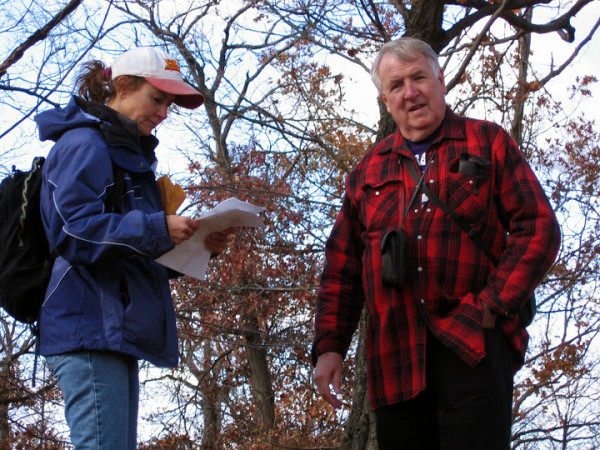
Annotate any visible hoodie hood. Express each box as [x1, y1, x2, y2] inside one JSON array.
[[35, 96, 159, 167], [35, 96, 102, 143]]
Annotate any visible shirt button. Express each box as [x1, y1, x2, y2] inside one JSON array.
[[420, 299, 425, 304], [417, 235, 422, 240], [414, 208, 419, 213], [429, 179, 434, 184], [426, 208, 432, 213], [375, 191, 380, 195], [469, 180, 474, 185], [417, 267, 423, 272]]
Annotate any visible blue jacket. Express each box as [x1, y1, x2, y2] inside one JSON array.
[[35, 97, 179, 367]]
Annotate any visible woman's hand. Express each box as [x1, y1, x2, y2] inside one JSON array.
[[166, 215, 199, 244], [205, 227, 236, 254]]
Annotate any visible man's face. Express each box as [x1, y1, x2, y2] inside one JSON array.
[[378, 52, 447, 142]]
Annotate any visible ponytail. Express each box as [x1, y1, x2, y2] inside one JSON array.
[[75, 60, 116, 105], [75, 60, 147, 104]]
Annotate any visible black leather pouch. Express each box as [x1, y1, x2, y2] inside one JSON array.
[[381, 229, 409, 289], [457, 152, 490, 176]]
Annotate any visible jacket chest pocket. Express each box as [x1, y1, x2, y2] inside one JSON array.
[[445, 153, 493, 225], [359, 177, 405, 231], [126, 173, 163, 213]]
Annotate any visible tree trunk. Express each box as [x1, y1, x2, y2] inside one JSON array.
[[244, 314, 276, 429], [374, 97, 397, 143], [397, 0, 448, 51], [0, 401, 8, 450], [340, 308, 377, 449], [510, 9, 533, 147], [200, 392, 221, 449], [0, 361, 10, 449], [199, 340, 222, 450]]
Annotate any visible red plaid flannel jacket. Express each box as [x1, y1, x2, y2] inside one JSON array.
[[312, 109, 561, 410]]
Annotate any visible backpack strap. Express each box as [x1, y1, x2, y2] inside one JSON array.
[[401, 150, 437, 227], [110, 163, 125, 214], [403, 157, 499, 265], [403, 155, 536, 326]]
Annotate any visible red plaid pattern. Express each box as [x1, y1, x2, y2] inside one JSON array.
[[313, 109, 561, 410]]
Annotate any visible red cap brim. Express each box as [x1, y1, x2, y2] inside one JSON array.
[[145, 77, 205, 109]]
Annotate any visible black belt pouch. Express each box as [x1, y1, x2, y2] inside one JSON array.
[[381, 229, 409, 289]]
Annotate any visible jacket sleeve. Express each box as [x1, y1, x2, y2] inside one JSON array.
[[312, 191, 366, 364], [479, 126, 561, 317], [41, 129, 174, 265]]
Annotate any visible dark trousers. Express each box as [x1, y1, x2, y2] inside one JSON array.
[[375, 329, 514, 450]]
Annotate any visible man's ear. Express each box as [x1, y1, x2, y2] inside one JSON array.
[[438, 68, 447, 95], [379, 93, 391, 112]]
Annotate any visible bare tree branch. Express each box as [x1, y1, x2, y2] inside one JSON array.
[[0, 0, 84, 79]]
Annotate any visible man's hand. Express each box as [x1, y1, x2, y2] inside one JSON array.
[[482, 301, 497, 328], [313, 352, 344, 409]]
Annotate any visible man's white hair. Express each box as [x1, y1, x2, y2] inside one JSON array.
[[371, 37, 441, 94]]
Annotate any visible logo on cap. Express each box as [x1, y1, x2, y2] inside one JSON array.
[[164, 59, 180, 72]]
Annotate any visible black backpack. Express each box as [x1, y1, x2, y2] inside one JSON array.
[[0, 157, 51, 324], [0, 156, 125, 324]]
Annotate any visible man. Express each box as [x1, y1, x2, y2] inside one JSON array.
[[312, 37, 560, 449]]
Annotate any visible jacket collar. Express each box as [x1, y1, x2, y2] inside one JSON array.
[[74, 97, 159, 164], [377, 107, 466, 156]]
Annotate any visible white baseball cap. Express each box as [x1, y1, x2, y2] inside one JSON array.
[[111, 47, 204, 109]]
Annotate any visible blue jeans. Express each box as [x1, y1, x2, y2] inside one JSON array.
[[45, 351, 139, 449]]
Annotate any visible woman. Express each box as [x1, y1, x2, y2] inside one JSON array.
[[34, 47, 231, 449]]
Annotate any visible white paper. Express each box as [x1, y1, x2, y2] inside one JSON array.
[[156, 198, 266, 280]]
